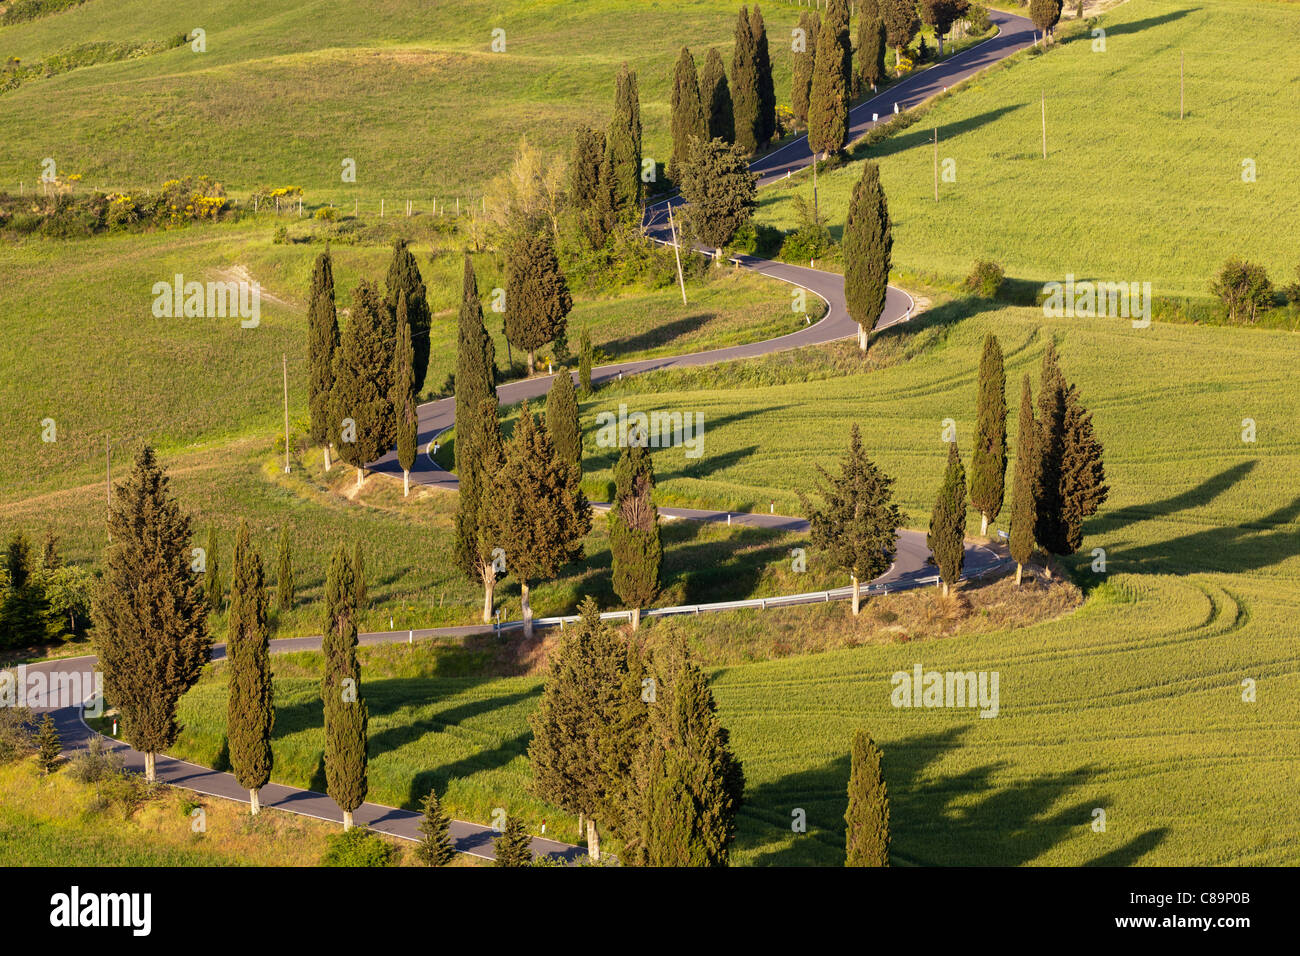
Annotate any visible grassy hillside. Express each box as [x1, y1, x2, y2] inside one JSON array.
[[0, 0, 796, 200], [757, 0, 1300, 298]]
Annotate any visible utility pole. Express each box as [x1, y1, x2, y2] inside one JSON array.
[[282, 354, 291, 473], [1180, 50, 1185, 120], [933, 128, 939, 201], [105, 440, 112, 542], [1041, 91, 1047, 159], [668, 204, 688, 305]]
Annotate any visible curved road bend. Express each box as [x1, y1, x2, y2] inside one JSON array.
[[27, 11, 1035, 864]]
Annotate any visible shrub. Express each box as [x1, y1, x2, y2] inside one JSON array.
[[967, 5, 992, 34], [728, 221, 784, 258], [0, 705, 36, 764], [66, 737, 123, 784], [99, 771, 152, 819], [320, 827, 402, 867], [1210, 257, 1273, 323], [965, 260, 1005, 298], [314, 205, 338, 222]]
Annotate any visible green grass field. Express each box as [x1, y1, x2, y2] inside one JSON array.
[[757, 0, 1300, 299]]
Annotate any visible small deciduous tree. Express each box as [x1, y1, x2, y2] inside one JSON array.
[[1211, 258, 1274, 324], [882, 0, 920, 69]]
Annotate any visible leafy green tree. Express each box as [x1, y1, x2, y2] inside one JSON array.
[[484, 405, 591, 639], [801, 424, 904, 615], [752, 5, 777, 146], [843, 161, 893, 351], [321, 544, 368, 830], [92, 447, 210, 783], [609, 441, 661, 630], [1009, 375, 1039, 586], [392, 290, 419, 497], [415, 786, 457, 866], [920, 0, 963, 55], [927, 442, 968, 597], [883, 0, 920, 69], [699, 47, 735, 144], [505, 231, 572, 376], [227, 519, 274, 815], [277, 524, 294, 612], [669, 47, 708, 180], [1211, 258, 1274, 323], [204, 526, 222, 612], [792, 10, 820, 126], [678, 136, 758, 255], [545, 371, 581, 473], [493, 814, 533, 867], [528, 597, 645, 861], [1029, 0, 1063, 43], [455, 397, 506, 624], [384, 239, 432, 395], [331, 280, 396, 488], [35, 714, 61, 774], [307, 248, 339, 469], [845, 728, 889, 866], [731, 6, 761, 152], [607, 62, 643, 224], [971, 333, 1007, 536]]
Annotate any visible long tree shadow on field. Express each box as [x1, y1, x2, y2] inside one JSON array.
[[1101, 7, 1198, 39], [404, 730, 534, 811], [843, 105, 1026, 171], [735, 727, 1158, 865], [601, 313, 716, 357]]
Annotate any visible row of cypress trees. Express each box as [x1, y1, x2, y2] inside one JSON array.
[[195, 524, 294, 613], [570, 64, 643, 248]]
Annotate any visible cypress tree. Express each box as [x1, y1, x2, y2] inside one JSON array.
[[352, 541, 367, 614], [34, 714, 60, 773], [1009, 375, 1039, 586], [331, 280, 396, 489], [699, 48, 735, 144], [970, 333, 1008, 536], [845, 728, 889, 866], [40, 529, 60, 570], [505, 231, 572, 376], [808, 5, 850, 210], [277, 524, 294, 612], [454, 255, 497, 477], [843, 161, 893, 352], [455, 396, 505, 624], [927, 442, 968, 597], [751, 6, 777, 146], [827, 0, 853, 93], [590, 147, 619, 248], [0, 532, 44, 648], [857, 15, 887, 94], [731, 6, 761, 153], [226, 519, 274, 815], [545, 371, 581, 473], [204, 526, 222, 612], [92, 446, 209, 783], [321, 544, 368, 830], [607, 63, 643, 224], [1060, 384, 1109, 554], [393, 291, 419, 497], [493, 814, 533, 867], [678, 136, 758, 254], [669, 47, 708, 181], [801, 423, 904, 615], [1034, 342, 1068, 559], [883, 0, 920, 71], [307, 248, 339, 470], [792, 10, 821, 127], [384, 239, 431, 395], [633, 637, 744, 867], [484, 404, 591, 639], [415, 785, 457, 866], [528, 596, 645, 861], [609, 441, 661, 630], [578, 326, 594, 396], [571, 126, 612, 248]]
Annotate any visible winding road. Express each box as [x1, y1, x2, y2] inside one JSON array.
[[28, 9, 1036, 864]]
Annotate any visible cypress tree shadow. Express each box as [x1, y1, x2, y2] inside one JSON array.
[[1101, 8, 1198, 39], [600, 313, 717, 356]]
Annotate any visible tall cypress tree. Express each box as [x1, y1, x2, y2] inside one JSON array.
[[0, 532, 43, 648], [455, 397, 505, 624], [392, 291, 419, 497], [751, 5, 776, 146], [731, 6, 761, 153], [669, 47, 708, 181], [276, 524, 294, 612], [92, 447, 209, 784], [792, 10, 821, 127], [578, 326, 594, 396], [927, 442, 968, 597], [570, 126, 611, 248], [204, 526, 222, 612], [699, 47, 735, 144], [529, 596, 645, 861], [545, 371, 581, 473], [484, 404, 591, 639], [227, 519, 274, 815], [384, 239, 431, 395], [857, 14, 887, 94], [607, 63, 643, 224], [971, 333, 1008, 536], [1034, 342, 1068, 559], [321, 544, 368, 831], [843, 161, 892, 351], [1060, 384, 1109, 553], [307, 248, 339, 470], [415, 785, 457, 866], [454, 255, 496, 477], [609, 441, 661, 630], [633, 637, 744, 867], [800, 423, 904, 615], [845, 728, 890, 866], [352, 541, 367, 614], [331, 280, 396, 488], [1009, 374, 1039, 586], [827, 0, 853, 95], [808, 5, 850, 211], [505, 231, 572, 376]]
